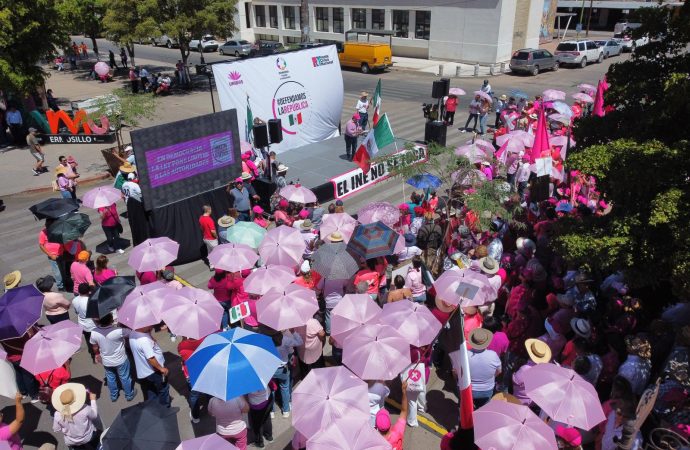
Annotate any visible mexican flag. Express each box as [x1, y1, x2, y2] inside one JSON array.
[[372, 79, 382, 126], [352, 113, 394, 172], [449, 314, 474, 430]]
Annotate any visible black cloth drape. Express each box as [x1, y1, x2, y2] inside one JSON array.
[[126, 198, 151, 247]]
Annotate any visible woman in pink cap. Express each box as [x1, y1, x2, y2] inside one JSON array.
[[274, 199, 293, 227], [375, 381, 408, 450], [252, 205, 268, 228], [555, 425, 583, 450]]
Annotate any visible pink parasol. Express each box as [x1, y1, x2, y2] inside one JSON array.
[[542, 89, 566, 102], [452, 169, 487, 186], [548, 113, 571, 126], [240, 141, 253, 153], [128, 237, 179, 272], [592, 80, 605, 117], [292, 366, 369, 439], [474, 400, 558, 450], [159, 287, 223, 339], [208, 243, 259, 273], [20, 321, 82, 375], [280, 184, 317, 204], [551, 135, 576, 155], [473, 90, 493, 103], [243, 265, 296, 296], [320, 213, 357, 243], [307, 418, 391, 450], [496, 130, 534, 147], [257, 285, 318, 330], [572, 92, 593, 103], [495, 139, 525, 165], [471, 138, 496, 153], [455, 143, 492, 164], [0, 347, 6, 360], [117, 283, 174, 330], [577, 83, 596, 94], [432, 268, 497, 306], [258, 225, 306, 267], [529, 107, 551, 163], [449, 87, 466, 96], [330, 294, 382, 346], [81, 186, 122, 209], [381, 300, 442, 347], [176, 433, 238, 450], [357, 202, 400, 227], [343, 324, 411, 380], [524, 363, 606, 430]]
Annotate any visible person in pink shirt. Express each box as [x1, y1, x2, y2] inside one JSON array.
[[98, 202, 124, 254], [93, 255, 117, 285], [136, 270, 157, 285], [252, 205, 269, 228], [0, 393, 24, 450], [70, 251, 94, 295], [38, 276, 71, 324], [353, 259, 381, 301], [274, 199, 293, 227], [405, 256, 426, 303], [296, 317, 326, 376], [209, 270, 232, 329], [375, 381, 408, 450], [484, 316, 509, 358]]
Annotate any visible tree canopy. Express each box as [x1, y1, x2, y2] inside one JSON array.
[[102, 0, 151, 67], [57, 0, 106, 59]]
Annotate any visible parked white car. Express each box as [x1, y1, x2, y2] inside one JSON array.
[[151, 35, 178, 48], [613, 32, 649, 52], [595, 40, 622, 58], [189, 35, 220, 52], [554, 40, 604, 68]]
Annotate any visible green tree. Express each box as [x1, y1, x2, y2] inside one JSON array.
[[90, 88, 158, 151], [102, 0, 150, 67], [57, 0, 106, 60], [0, 0, 69, 93]]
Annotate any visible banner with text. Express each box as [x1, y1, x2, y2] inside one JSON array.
[[212, 45, 344, 153], [331, 144, 428, 199]]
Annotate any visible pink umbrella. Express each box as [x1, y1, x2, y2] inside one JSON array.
[[548, 113, 571, 126], [542, 89, 566, 102], [240, 141, 253, 153], [307, 418, 391, 450], [551, 135, 576, 151], [455, 144, 492, 164], [449, 87, 466, 96], [474, 90, 492, 103], [20, 321, 82, 375], [0, 347, 6, 360], [159, 287, 223, 339], [529, 108, 551, 163], [474, 400, 558, 450], [381, 301, 442, 347], [117, 283, 173, 329], [592, 80, 605, 117], [330, 294, 382, 346], [81, 186, 122, 209], [176, 433, 238, 450], [577, 83, 596, 94], [343, 324, 411, 380], [292, 366, 369, 439], [357, 202, 400, 227], [432, 268, 497, 306], [256, 285, 318, 330], [208, 243, 259, 273], [128, 237, 179, 272], [244, 265, 296, 296], [280, 184, 317, 204], [320, 213, 357, 243], [572, 92, 593, 103], [258, 225, 306, 267], [524, 363, 606, 430], [496, 130, 534, 147], [495, 139, 525, 165], [452, 169, 487, 186], [471, 138, 495, 154]]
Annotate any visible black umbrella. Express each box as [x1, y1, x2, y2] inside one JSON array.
[[47, 212, 91, 243], [101, 400, 180, 450], [86, 276, 135, 319], [29, 198, 79, 220]]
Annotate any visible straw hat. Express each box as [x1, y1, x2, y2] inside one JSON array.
[[328, 231, 344, 243], [55, 165, 67, 175], [478, 256, 499, 275], [240, 172, 252, 181], [300, 219, 313, 230], [499, 94, 507, 101], [51, 383, 87, 419], [468, 328, 493, 350], [525, 338, 552, 363], [217, 215, 235, 227], [360, 91, 368, 97], [434, 297, 457, 313], [119, 162, 135, 173], [570, 318, 592, 339], [3, 271, 21, 289], [277, 164, 289, 173], [492, 392, 521, 404]]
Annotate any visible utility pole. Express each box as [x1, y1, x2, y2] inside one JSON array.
[[585, 0, 594, 37], [300, 0, 309, 42], [577, 0, 586, 38]]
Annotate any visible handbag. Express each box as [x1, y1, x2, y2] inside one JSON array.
[[400, 363, 426, 392], [116, 221, 123, 234]]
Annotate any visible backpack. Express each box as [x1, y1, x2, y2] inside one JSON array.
[[38, 372, 54, 404]]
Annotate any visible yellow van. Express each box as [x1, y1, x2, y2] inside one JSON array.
[[337, 42, 392, 74]]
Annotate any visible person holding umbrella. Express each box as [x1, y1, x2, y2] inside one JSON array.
[[0, 393, 25, 449], [70, 251, 94, 296], [247, 386, 274, 448], [271, 329, 303, 418], [38, 227, 65, 291], [129, 325, 170, 407], [38, 276, 71, 324], [51, 383, 100, 449], [98, 201, 124, 255], [1, 324, 41, 403], [208, 394, 249, 449], [375, 381, 408, 449]]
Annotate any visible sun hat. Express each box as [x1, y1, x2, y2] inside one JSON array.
[[51, 383, 87, 420], [571, 318, 592, 339], [76, 250, 90, 262], [217, 215, 235, 227], [478, 256, 499, 275], [300, 219, 313, 230], [234, 177, 243, 183], [278, 199, 289, 209], [360, 91, 368, 97], [241, 172, 252, 181], [375, 409, 391, 431], [119, 162, 135, 173], [529, 113, 538, 120], [469, 328, 493, 350], [525, 338, 552, 363], [252, 205, 264, 214], [413, 206, 424, 216], [277, 164, 289, 173], [124, 145, 134, 153], [434, 297, 456, 313], [328, 231, 344, 243], [3, 271, 21, 290], [555, 425, 582, 447], [499, 94, 507, 101], [492, 392, 522, 405], [298, 209, 310, 219], [300, 260, 311, 274], [398, 203, 410, 211]]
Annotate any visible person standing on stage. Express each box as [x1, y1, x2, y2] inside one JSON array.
[[355, 91, 370, 130], [344, 113, 362, 161], [227, 173, 259, 222]]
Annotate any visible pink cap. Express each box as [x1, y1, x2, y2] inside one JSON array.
[[298, 209, 310, 219], [253, 205, 264, 214], [235, 177, 243, 183], [375, 409, 391, 431], [278, 199, 289, 208], [555, 425, 582, 446], [398, 203, 410, 211], [352, 113, 361, 120]]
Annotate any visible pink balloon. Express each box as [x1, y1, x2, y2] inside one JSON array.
[[94, 61, 110, 76]]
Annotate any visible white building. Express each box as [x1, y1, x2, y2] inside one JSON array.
[[234, 0, 546, 64], [556, 0, 684, 30]]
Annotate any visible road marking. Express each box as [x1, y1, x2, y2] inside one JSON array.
[[175, 274, 193, 286]]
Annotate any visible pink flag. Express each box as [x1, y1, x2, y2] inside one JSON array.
[[529, 108, 550, 163], [592, 80, 605, 117], [449, 315, 474, 430]]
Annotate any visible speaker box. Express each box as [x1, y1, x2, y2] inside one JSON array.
[[440, 78, 450, 96], [253, 124, 269, 148], [424, 121, 447, 146], [432, 81, 445, 99], [268, 119, 283, 144]]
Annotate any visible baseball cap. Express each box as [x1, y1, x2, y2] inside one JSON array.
[[375, 409, 391, 432]]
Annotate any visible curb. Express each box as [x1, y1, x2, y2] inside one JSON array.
[[391, 65, 510, 78], [12, 172, 111, 197]]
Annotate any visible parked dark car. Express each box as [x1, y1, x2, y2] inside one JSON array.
[[509, 48, 558, 76], [249, 41, 284, 57]]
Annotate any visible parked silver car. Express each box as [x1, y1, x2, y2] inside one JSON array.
[[509, 48, 558, 76], [151, 35, 178, 48], [219, 40, 252, 56], [595, 40, 622, 58]]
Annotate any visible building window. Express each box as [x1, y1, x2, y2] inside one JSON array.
[[286, 36, 301, 44], [256, 33, 279, 42], [415, 10, 430, 40], [268, 5, 278, 28], [244, 2, 251, 28], [392, 10, 409, 38], [255, 5, 266, 28], [352, 8, 366, 29], [333, 8, 344, 34], [316, 7, 329, 32], [283, 6, 296, 29], [371, 9, 385, 30]]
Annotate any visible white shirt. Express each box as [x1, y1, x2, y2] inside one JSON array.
[[480, 83, 492, 94], [247, 387, 270, 406], [72, 295, 96, 332], [276, 331, 303, 364], [121, 181, 142, 202], [368, 382, 390, 425], [356, 99, 369, 114], [321, 279, 347, 309], [89, 325, 130, 367], [208, 396, 248, 436], [139, 68, 149, 78], [129, 330, 165, 378], [516, 162, 531, 183], [396, 246, 422, 263]]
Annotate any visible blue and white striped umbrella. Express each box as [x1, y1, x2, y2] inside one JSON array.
[[187, 328, 282, 400]]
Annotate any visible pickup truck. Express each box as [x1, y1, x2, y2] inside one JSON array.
[[189, 35, 220, 52]]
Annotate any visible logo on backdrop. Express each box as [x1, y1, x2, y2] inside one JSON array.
[[227, 71, 244, 87], [311, 55, 333, 67], [275, 57, 290, 79], [272, 80, 311, 136]]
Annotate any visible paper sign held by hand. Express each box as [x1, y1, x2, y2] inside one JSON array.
[[535, 157, 553, 177], [230, 301, 251, 324], [456, 282, 479, 301]]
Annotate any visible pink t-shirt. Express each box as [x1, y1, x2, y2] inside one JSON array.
[[94, 268, 117, 285], [296, 318, 324, 365], [70, 262, 93, 294], [386, 418, 406, 450], [98, 204, 119, 227], [0, 423, 22, 450], [487, 331, 509, 357]]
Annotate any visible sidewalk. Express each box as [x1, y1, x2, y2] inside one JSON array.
[[392, 56, 509, 78]]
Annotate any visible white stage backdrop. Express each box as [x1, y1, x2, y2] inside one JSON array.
[[212, 45, 344, 153]]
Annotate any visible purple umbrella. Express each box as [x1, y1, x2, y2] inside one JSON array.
[[572, 92, 594, 103], [471, 138, 495, 154], [258, 225, 306, 267], [208, 243, 259, 273], [455, 143, 492, 164], [81, 186, 122, 209], [343, 324, 411, 380], [542, 89, 566, 102], [433, 268, 497, 306], [0, 285, 44, 341], [307, 418, 391, 450], [474, 90, 493, 103], [496, 130, 534, 148], [176, 434, 238, 450], [524, 363, 606, 430], [243, 265, 296, 296], [449, 87, 466, 96], [257, 285, 318, 331], [280, 184, 317, 204], [20, 321, 82, 375], [474, 400, 558, 450], [330, 294, 382, 346], [357, 202, 400, 227], [159, 287, 223, 339], [381, 301, 442, 347], [577, 83, 597, 94], [292, 366, 369, 439], [320, 213, 357, 243], [128, 237, 179, 272], [117, 283, 174, 330]]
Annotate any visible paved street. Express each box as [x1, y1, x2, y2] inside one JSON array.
[[0, 40, 616, 449]]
